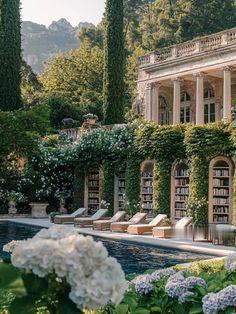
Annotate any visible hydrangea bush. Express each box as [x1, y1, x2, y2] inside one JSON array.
[[1, 226, 127, 313], [105, 256, 236, 314]]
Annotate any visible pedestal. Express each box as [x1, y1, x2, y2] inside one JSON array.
[[30, 202, 49, 218]]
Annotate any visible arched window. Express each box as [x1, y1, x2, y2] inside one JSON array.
[[180, 92, 191, 123], [159, 96, 170, 125], [204, 87, 215, 124]]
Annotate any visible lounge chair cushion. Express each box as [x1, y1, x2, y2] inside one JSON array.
[[75, 208, 108, 222], [129, 212, 147, 223], [175, 217, 193, 229], [55, 208, 86, 219], [149, 214, 167, 226]]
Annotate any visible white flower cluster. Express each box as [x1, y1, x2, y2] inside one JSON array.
[[202, 285, 236, 314], [10, 226, 128, 310], [132, 268, 175, 294], [3, 240, 24, 253], [165, 270, 207, 303], [225, 253, 236, 272]]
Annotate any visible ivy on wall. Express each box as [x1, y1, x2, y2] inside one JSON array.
[[101, 161, 115, 215], [185, 122, 234, 226], [73, 165, 85, 210], [25, 120, 236, 225], [125, 158, 141, 214], [153, 161, 172, 216]]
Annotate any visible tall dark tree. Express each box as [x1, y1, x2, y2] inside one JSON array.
[[0, 0, 22, 111], [103, 0, 125, 124]]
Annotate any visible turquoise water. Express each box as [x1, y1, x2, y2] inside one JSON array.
[[0, 221, 215, 274]]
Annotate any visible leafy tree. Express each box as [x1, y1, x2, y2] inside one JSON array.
[[0, 0, 22, 111], [39, 44, 103, 119], [45, 96, 83, 130], [177, 0, 236, 41], [21, 60, 42, 106], [103, 0, 125, 124]]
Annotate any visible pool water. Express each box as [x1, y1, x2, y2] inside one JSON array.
[[0, 221, 215, 274]]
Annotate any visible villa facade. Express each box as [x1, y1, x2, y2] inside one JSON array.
[[67, 28, 236, 225], [135, 27, 236, 125]]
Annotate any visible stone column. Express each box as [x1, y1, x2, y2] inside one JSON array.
[[152, 82, 161, 123], [195, 72, 205, 125], [172, 78, 181, 125], [145, 83, 152, 121], [223, 66, 232, 122]]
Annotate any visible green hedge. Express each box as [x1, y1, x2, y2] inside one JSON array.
[[101, 161, 115, 215], [153, 161, 172, 216], [125, 158, 141, 214], [73, 165, 85, 210]]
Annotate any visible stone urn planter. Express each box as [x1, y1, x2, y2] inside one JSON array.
[[59, 196, 67, 214], [8, 200, 17, 215], [29, 202, 49, 218]]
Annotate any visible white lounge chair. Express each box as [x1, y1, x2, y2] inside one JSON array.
[[93, 211, 126, 230], [127, 214, 167, 235], [54, 208, 87, 224], [153, 216, 193, 238], [74, 208, 108, 228], [111, 212, 147, 232]]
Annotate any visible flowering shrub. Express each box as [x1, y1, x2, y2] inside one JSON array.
[[105, 258, 236, 314], [1, 226, 127, 313]]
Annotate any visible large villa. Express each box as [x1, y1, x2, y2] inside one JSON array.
[[70, 27, 236, 226]]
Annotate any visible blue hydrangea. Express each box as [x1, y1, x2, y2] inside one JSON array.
[[178, 291, 194, 303], [132, 268, 176, 295], [132, 274, 153, 294], [150, 268, 175, 283], [202, 285, 236, 314], [165, 271, 207, 303]]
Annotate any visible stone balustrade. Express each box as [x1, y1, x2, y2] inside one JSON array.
[[61, 128, 81, 142], [139, 27, 236, 66]]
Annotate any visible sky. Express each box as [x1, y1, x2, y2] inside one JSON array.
[[21, 0, 105, 27]]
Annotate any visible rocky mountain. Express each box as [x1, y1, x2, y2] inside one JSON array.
[[22, 19, 95, 73]]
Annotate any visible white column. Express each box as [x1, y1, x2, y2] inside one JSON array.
[[195, 72, 204, 125], [145, 83, 152, 121], [172, 78, 181, 125], [152, 82, 161, 123], [223, 66, 232, 122]]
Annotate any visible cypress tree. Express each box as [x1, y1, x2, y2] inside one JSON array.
[[0, 0, 22, 111], [103, 0, 124, 124]]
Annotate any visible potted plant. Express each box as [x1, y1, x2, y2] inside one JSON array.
[[6, 191, 27, 215], [49, 211, 60, 223]]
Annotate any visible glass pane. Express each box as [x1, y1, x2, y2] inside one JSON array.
[[210, 103, 215, 114], [181, 94, 185, 102], [185, 107, 190, 122], [204, 104, 208, 115], [180, 108, 185, 123], [186, 93, 191, 101]]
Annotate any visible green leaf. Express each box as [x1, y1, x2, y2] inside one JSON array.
[[57, 296, 80, 314], [150, 306, 162, 313], [189, 305, 203, 314], [0, 263, 21, 288], [134, 308, 150, 314], [9, 296, 37, 314], [22, 273, 48, 296], [115, 304, 129, 314]]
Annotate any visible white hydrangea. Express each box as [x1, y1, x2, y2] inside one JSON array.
[[3, 240, 24, 253], [10, 226, 128, 310], [34, 225, 78, 240], [225, 254, 236, 272]]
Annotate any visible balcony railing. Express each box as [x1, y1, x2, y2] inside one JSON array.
[[138, 27, 236, 67]]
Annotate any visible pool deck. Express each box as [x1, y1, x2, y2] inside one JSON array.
[[1, 218, 235, 257]]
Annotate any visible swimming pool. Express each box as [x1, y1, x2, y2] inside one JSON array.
[[0, 221, 215, 274]]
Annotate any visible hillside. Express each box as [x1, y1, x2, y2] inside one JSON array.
[[22, 19, 95, 73]]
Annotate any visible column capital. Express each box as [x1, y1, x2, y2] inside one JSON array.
[[145, 83, 152, 90], [222, 65, 233, 72], [171, 77, 183, 83], [152, 82, 161, 89], [193, 71, 206, 78]]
